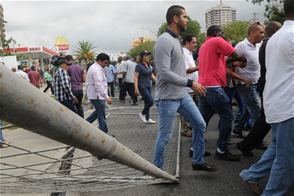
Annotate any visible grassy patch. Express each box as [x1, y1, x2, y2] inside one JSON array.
[[1, 121, 18, 130]]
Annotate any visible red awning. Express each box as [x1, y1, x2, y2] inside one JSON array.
[[2, 47, 59, 59]]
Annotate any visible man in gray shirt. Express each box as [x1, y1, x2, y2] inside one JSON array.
[[153, 5, 217, 172], [122, 55, 138, 105]]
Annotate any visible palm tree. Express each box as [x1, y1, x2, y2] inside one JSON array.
[[72, 41, 97, 67]]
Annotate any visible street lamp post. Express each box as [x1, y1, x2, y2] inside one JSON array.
[[141, 27, 157, 37]]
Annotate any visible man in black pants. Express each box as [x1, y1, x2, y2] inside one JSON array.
[[236, 21, 282, 156]]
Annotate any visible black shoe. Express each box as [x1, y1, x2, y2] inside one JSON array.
[[233, 131, 247, 139], [255, 143, 268, 150], [227, 140, 235, 145], [244, 181, 262, 195], [244, 124, 252, 132], [108, 134, 115, 138], [192, 163, 218, 172], [189, 149, 211, 157], [215, 149, 240, 162], [236, 142, 254, 157]]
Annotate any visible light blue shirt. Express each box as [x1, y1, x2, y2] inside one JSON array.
[[104, 64, 115, 83]]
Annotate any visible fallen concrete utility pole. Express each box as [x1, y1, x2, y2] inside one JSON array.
[[0, 66, 179, 183]]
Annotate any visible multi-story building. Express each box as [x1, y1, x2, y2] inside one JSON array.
[[205, 2, 236, 30]]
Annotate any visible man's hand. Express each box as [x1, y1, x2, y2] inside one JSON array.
[[134, 88, 140, 96], [191, 81, 207, 97], [106, 97, 112, 104], [72, 97, 78, 104], [243, 78, 253, 86]]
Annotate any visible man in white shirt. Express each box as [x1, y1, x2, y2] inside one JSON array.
[[15, 65, 30, 82], [181, 34, 199, 137], [233, 22, 265, 139], [239, 0, 294, 195], [86, 53, 112, 134], [116, 56, 127, 102]]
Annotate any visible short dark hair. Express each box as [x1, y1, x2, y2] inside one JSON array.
[[265, 21, 282, 37], [96, 53, 110, 62], [284, 0, 294, 18], [17, 65, 23, 70], [166, 5, 185, 25], [31, 66, 36, 71], [182, 34, 195, 45], [248, 22, 264, 35], [207, 25, 222, 37], [65, 55, 74, 61]]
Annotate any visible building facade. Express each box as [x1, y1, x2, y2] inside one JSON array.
[[205, 3, 236, 30]]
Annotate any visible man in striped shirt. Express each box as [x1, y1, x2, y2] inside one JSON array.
[[54, 58, 78, 113]]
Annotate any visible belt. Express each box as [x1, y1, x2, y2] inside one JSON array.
[[203, 86, 221, 88]]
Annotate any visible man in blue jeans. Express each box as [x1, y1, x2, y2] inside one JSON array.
[[54, 58, 78, 113], [86, 53, 112, 134], [232, 22, 265, 139], [0, 119, 10, 148], [198, 25, 247, 162], [153, 5, 217, 172], [239, 1, 294, 195]]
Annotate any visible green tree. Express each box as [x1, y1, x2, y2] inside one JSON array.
[[128, 40, 155, 59], [0, 33, 16, 56], [250, 0, 285, 23], [222, 21, 251, 43], [157, 16, 203, 45], [16, 54, 29, 62], [196, 32, 206, 47], [72, 41, 97, 66]]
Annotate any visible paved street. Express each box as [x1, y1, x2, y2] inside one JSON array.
[[1, 87, 294, 196]]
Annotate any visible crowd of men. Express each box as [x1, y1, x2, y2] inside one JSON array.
[[2, 0, 293, 194]]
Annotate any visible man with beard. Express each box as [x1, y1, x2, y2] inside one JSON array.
[[152, 5, 217, 172]]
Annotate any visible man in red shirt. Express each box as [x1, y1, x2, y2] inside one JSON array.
[[198, 25, 246, 162], [28, 66, 41, 88]]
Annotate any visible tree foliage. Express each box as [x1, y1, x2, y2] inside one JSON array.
[[0, 33, 16, 56], [128, 40, 155, 59], [249, 0, 285, 23], [72, 41, 97, 66], [222, 21, 251, 43]]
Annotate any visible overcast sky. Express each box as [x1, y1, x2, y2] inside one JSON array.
[[1, 0, 266, 55]]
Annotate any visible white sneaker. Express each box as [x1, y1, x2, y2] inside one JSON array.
[[139, 113, 146, 123], [146, 119, 156, 124]]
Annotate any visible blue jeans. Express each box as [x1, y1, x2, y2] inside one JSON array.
[[224, 86, 244, 118], [86, 99, 108, 133], [0, 119, 4, 141], [199, 87, 234, 151], [60, 100, 77, 114], [139, 86, 154, 120], [240, 118, 294, 196], [153, 93, 206, 169], [234, 85, 260, 133]]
